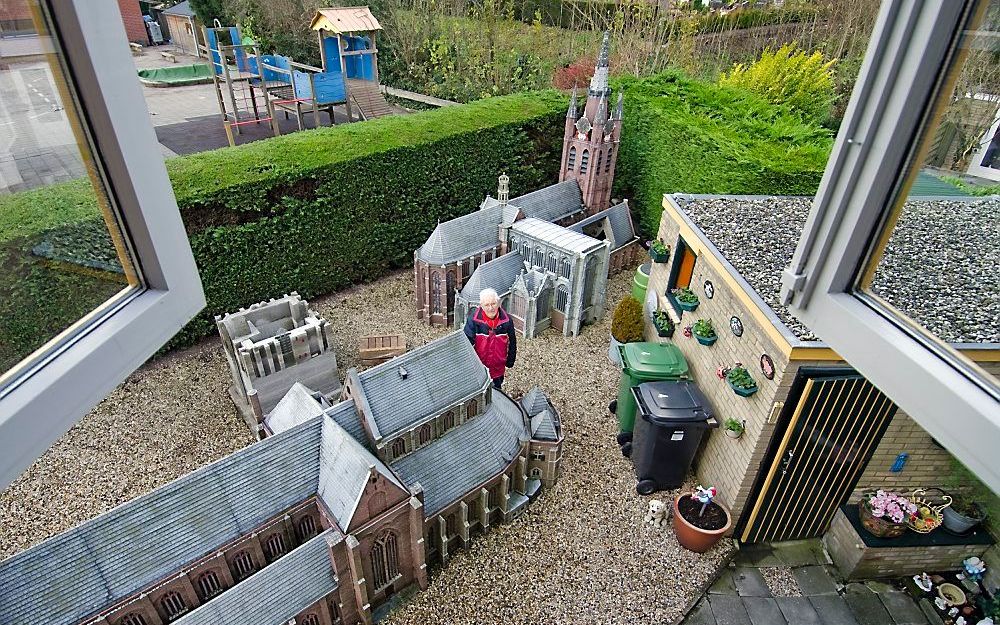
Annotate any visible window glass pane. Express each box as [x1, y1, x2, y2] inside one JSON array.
[[858, 0, 999, 393], [0, 0, 139, 383]]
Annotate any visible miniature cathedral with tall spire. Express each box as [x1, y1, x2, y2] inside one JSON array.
[[560, 31, 623, 216]]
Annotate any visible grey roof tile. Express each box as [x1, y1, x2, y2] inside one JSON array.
[[0, 420, 324, 625], [509, 180, 583, 222], [317, 416, 403, 530], [356, 332, 489, 437], [324, 399, 368, 447], [520, 387, 550, 416], [570, 201, 636, 250], [530, 409, 559, 441], [391, 393, 527, 516], [172, 530, 339, 625], [460, 252, 525, 300], [265, 383, 326, 434], [416, 205, 503, 265]]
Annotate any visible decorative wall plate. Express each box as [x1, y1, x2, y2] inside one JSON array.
[[704, 280, 714, 299], [760, 354, 775, 380], [730, 316, 743, 337]]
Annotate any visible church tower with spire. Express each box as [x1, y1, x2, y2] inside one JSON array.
[[559, 31, 623, 216]]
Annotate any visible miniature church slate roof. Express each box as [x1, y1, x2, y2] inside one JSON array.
[[172, 529, 340, 625], [325, 398, 368, 447], [520, 386, 551, 416], [265, 382, 327, 433], [391, 392, 527, 516], [356, 332, 489, 438], [530, 409, 559, 441], [508, 179, 583, 222], [0, 420, 324, 625], [417, 204, 505, 265], [569, 200, 636, 251], [318, 416, 404, 530], [459, 252, 526, 300], [512, 218, 605, 254]]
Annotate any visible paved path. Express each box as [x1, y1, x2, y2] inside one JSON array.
[[682, 540, 940, 625]]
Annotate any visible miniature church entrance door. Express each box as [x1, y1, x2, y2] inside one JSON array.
[[737, 368, 897, 543]]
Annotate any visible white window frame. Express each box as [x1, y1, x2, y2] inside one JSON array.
[[781, 1, 1000, 491], [0, 1, 204, 490]]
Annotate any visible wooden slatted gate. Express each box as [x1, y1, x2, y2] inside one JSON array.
[[738, 368, 898, 544]]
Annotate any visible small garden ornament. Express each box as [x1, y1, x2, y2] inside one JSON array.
[[645, 499, 668, 528], [914, 572, 933, 592], [963, 556, 986, 582]]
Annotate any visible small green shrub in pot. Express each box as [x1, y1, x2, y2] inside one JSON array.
[[724, 417, 744, 438], [652, 310, 675, 337], [648, 238, 670, 262], [673, 287, 700, 312], [693, 318, 715, 337], [611, 297, 645, 343], [726, 365, 758, 397]]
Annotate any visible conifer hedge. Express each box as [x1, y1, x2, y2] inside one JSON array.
[[613, 72, 834, 235]]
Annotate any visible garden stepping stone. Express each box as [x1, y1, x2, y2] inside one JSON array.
[[792, 565, 840, 596], [776, 597, 823, 624], [744, 597, 787, 625], [708, 595, 752, 625], [708, 570, 738, 595], [917, 599, 945, 625], [683, 598, 717, 625], [771, 539, 828, 567], [735, 544, 783, 567], [844, 583, 893, 625], [879, 590, 929, 625], [809, 595, 862, 625], [733, 567, 772, 597]]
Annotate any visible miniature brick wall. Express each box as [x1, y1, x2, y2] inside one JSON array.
[[824, 507, 989, 580], [118, 0, 149, 45], [645, 204, 792, 524]]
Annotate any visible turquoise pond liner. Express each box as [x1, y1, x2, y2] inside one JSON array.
[[137, 64, 214, 87]]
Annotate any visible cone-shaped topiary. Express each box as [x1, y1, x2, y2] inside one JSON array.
[[611, 296, 645, 343]]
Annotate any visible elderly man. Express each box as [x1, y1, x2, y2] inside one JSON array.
[[463, 288, 517, 389]]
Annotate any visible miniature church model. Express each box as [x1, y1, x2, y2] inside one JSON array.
[[413, 32, 641, 334]]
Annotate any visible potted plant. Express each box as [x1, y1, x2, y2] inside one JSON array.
[[858, 490, 917, 538], [942, 458, 992, 534], [609, 296, 644, 366], [692, 318, 717, 346], [648, 239, 670, 263], [652, 310, 675, 338], [723, 418, 744, 439], [942, 498, 986, 535], [672, 287, 700, 312], [673, 486, 732, 553], [726, 364, 758, 397]]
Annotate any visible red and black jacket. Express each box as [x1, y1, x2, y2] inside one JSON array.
[[463, 306, 517, 380]]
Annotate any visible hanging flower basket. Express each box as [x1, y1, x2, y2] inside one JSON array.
[[653, 311, 675, 338], [672, 287, 700, 312], [726, 365, 758, 398], [648, 239, 670, 263]]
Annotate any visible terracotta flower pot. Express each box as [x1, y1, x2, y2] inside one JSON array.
[[673, 495, 732, 553]]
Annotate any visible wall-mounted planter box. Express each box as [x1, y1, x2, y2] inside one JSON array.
[[656, 324, 675, 338], [649, 249, 670, 263], [728, 379, 758, 397], [695, 333, 717, 346], [678, 299, 699, 312]]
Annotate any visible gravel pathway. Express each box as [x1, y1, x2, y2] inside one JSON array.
[[0, 269, 734, 623]]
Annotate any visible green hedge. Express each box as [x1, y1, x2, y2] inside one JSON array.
[[613, 72, 833, 235], [0, 92, 567, 361]]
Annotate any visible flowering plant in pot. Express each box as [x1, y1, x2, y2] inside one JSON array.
[[648, 239, 670, 263], [652, 310, 675, 338], [726, 364, 758, 397], [672, 287, 700, 312], [693, 318, 717, 346], [673, 485, 732, 553], [609, 296, 644, 366], [859, 490, 917, 538]]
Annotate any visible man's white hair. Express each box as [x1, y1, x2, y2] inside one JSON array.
[[479, 288, 500, 304]]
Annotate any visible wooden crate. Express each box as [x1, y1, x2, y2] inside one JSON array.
[[359, 334, 407, 366]]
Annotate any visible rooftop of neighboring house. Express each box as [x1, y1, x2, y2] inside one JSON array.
[[670, 194, 1000, 345]]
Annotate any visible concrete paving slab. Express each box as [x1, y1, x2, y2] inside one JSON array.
[[771, 540, 829, 567], [844, 584, 893, 625], [917, 599, 945, 625], [879, 591, 929, 625], [792, 566, 840, 596], [734, 567, 772, 598], [683, 598, 718, 625], [776, 597, 823, 624], [709, 570, 738, 595], [864, 580, 896, 594], [736, 544, 783, 567], [744, 597, 787, 625], [709, 595, 753, 625], [809, 595, 862, 625]]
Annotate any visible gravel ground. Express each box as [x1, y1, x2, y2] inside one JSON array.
[[759, 567, 803, 597], [0, 269, 735, 623]]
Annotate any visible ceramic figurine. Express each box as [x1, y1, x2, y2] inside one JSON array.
[[914, 572, 933, 592]]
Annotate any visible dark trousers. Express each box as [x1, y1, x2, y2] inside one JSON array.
[[492, 376, 504, 390]]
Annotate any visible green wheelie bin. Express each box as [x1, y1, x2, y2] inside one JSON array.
[[631, 262, 651, 303], [612, 341, 689, 455]]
